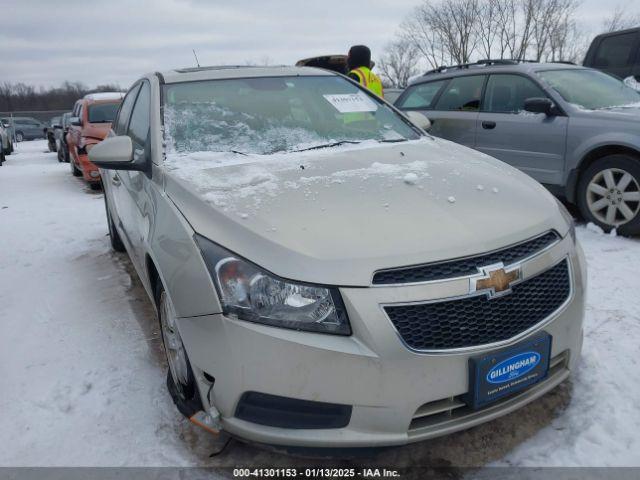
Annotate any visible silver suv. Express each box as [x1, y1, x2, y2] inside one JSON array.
[[397, 61, 640, 234], [89, 65, 585, 448]]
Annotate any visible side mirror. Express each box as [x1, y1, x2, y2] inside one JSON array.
[[524, 97, 555, 116], [406, 111, 432, 131], [89, 136, 139, 170], [70, 116, 82, 126]]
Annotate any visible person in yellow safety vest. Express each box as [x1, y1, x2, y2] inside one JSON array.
[[346, 45, 384, 98]]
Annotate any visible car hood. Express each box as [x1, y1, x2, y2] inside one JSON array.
[[571, 104, 640, 122], [164, 138, 568, 286]]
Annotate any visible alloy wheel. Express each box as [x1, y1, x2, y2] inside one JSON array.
[[159, 291, 190, 396], [586, 167, 640, 227]]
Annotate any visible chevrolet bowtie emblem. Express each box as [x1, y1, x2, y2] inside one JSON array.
[[470, 263, 521, 299]]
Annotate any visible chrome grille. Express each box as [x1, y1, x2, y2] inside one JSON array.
[[384, 259, 570, 351], [373, 231, 559, 285]]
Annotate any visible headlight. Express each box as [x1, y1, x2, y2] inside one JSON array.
[[555, 198, 576, 242], [194, 234, 351, 335]]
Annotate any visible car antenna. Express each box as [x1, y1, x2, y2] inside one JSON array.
[[192, 49, 201, 68]]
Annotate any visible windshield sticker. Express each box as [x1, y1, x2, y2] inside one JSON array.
[[323, 93, 378, 113]]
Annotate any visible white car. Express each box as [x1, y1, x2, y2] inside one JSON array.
[[89, 65, 586, 448]]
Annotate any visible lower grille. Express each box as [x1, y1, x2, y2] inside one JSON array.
[[385, 259, 571, 351], [409, 350, 569, 433]]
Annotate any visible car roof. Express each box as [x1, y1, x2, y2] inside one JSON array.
[[83, 92, 125, 102], [591, 26, 640, 41], [158, 65, 334, 84], [409, 61, 586, 85]]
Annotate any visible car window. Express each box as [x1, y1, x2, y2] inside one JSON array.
[[594, 32, 636, 69], [114, 84, 141, 135], [434, 75, 485, 111], [127, 82, 150, 145], [396, 80, 447, 109], [88, 103, 120, 123], [483, 74, 547, 113]]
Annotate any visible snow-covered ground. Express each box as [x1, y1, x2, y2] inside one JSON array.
[[1, 140, 639, 469]]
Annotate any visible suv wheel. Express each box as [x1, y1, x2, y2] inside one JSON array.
[[577, 154, 640, 234], [104, 195, 125, 252], [156, 283, 203, 418], [15, 132, 23, 142]]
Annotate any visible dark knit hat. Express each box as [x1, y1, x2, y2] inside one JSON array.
[[347, 45, 372, 70]]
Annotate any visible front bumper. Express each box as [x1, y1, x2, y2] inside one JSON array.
[[177, 235, 586, 447], [77, 153, 101, 183]]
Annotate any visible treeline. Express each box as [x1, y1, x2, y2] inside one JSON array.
[[0, 81, 123, 112]]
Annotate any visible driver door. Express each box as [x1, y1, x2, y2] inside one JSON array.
[[475, 74, 567, 185]]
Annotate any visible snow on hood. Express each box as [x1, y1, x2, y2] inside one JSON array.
[[164, 138, 568, 285]]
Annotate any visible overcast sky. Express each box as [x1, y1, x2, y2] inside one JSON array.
[[0, 0, 629, 90]]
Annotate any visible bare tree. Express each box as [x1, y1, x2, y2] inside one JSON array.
[[0, 81, 122, 112], [400, 0, 585, 67], [476, 0, 501, 59], [402, 0, 480, 68], [378, 39, 421, 88], [601, 3, 640, 33]]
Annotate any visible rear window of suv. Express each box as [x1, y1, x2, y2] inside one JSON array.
[[593, 32, 636, 69], [396, 80, 447, 109], [88, 103, 120, 123]]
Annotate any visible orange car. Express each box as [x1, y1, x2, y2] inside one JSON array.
[[67, 93, 124, 189]]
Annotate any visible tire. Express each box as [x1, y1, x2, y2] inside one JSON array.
[[103, 194, 125, 252], [15, 132, 23, 142], [577, 154, 640, 235], [155, 282, 202, 418], [89, 182, 102, 191], [70, 156, 82, 177]]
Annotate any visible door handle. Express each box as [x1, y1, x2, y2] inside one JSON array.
[[482, 121, 496, 130], [112, 173, 121, 186]]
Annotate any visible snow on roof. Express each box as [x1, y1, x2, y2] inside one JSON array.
[[83, 92, 125, 101]]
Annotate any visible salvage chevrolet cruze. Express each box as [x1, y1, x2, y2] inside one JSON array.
[[89, 65, 586, 448]]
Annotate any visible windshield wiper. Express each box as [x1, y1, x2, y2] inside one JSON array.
[[378, 138, 408, 143], [292, 140, 361, 153], [230, 149, 249, 156]]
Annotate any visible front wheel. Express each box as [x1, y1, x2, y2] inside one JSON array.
[[15, 132, 24, 142], [156, 283, 203, 418], [577, 154, 640, 235]]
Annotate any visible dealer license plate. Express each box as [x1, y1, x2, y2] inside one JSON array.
[[465, 332, 552, 409]]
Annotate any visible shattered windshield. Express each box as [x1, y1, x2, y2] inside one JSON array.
[[538, 69, 640, 110], [163, 75, 420, 156]]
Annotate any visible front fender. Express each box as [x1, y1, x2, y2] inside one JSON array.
[[145, 176, 223, 318]]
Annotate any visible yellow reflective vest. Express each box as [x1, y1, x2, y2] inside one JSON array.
[[349, 67, 384, 98]]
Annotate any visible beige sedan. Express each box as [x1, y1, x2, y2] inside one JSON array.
[[89, 65, 585, 448]]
